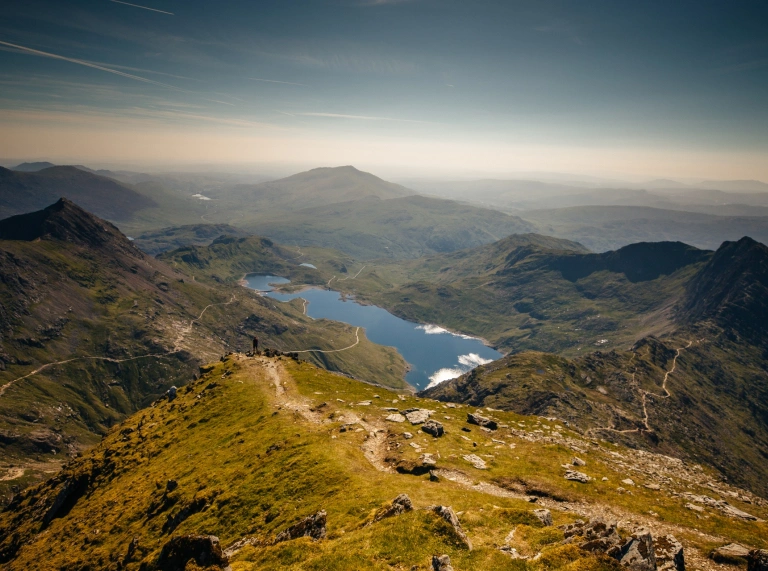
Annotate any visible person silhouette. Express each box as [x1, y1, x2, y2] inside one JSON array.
[[252, 336, 259, 353]]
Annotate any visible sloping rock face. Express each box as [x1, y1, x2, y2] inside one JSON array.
[[153, 535, 229, 571], [430, 506, 472, 550], [372, 494, 413, 523], [619, 528, 656, 571], [273, 510, 327, 543], [655, 535, 685, 571]]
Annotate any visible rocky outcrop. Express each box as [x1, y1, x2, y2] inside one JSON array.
[[432, 554, 454, 571], [405, 409, 432, 424], [655, 535, 684, 571], [564, 470, 590, 483], [748, 549, 768, 571], [563, 518, 622, 559], [372, 494, 413, 524], [533, 508, 552, 526], [430, 506, 472, 550], [273, 510, 327, 543], [462, 454, 487, 469], [422, 419, 444, 437], [153, 535, 229, 571], [467, 412, 497, 430], [710, 543, 751, 564], [619, 528, 656, 571]]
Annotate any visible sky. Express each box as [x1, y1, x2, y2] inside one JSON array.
[[1, 0, 767, 180]]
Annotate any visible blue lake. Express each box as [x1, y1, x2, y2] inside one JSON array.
[[243, 274, 502, 390]]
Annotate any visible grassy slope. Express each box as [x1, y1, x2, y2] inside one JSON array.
[[0, 355, 765, 569], [0, 229, 407, 500], [421, 325, 768, 498]]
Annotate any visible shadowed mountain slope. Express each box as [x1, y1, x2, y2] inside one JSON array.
[[0, 166, 155, 221]]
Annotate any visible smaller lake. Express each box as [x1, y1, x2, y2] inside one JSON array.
[[243, 274, 502, 390]]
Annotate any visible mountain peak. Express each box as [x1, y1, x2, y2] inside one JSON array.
[[0, 198, 137, 252], [680, 236, 768, 342]]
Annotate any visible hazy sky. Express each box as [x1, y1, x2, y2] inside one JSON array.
[[1, 0, 767, 179]]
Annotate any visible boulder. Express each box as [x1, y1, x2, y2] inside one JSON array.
[[422, 419, 444, 437], [153, 535, 228, 570], [372, 494, 413, 523], [405, 409, 432, 425], [572, 457, 586, 466], [564, 470, 590, 483], [273, 510, 327, 543], [385, 413, 406, 423], [655, 535, 685, 571], [432, 554, 454, 571], [710, 543, 751, 564], [748, 549, 768, 571], [620, 528, 656, 571], [467, 412, 497, 430], [462, 454, 487, 469], [431, 506, 472, 550], [533, 508, 552, 526]]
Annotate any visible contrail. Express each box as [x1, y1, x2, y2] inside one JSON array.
[[109, 0, 174, 15], [0, 39, 186, 92], [248, 77, 307, 86]]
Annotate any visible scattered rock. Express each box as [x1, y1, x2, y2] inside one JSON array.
[[429, 470, 440, 482], [561, 518, 622, 559], [533, 508, 552, 526], [420, 453, 438, 467], [467, 412, 497, 430], [710, 543, 751, 563], [462, 454, 487, 469], [644, 484, 661, 491], [385, 413, 406, 423], [622, 478, 636, 486], [403, 432, 413, 439], [422, 419, 444, 437], [499, 546, 529, 559], [405, 409, 432, 425], [153, 535, 228, 570], [620, 528, 656, 571], [684, 503, 703, 512], [432, 554, 454, 571], [372, 494, 413, 523], [166, 386, 177, 401], [430, 506, 472, 550], [564, 470, 590, 483], [273, 510, 327, 543], [655, 535, 685, 571], [748, 549, 768, 571], [572, 457, 586, 466]]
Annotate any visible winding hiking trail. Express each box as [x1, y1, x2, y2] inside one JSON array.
[[327, 264, 367, 288], [0, 295, 238, 398], [588, 339, 698, 436], [287, 327, 361, 355]]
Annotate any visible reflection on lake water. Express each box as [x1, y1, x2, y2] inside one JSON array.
[[243, 274, 502, 390]]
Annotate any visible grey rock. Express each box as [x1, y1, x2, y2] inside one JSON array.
[[655, 534, 685, 571], [533, 508, 553, 526], [422, 419, 444, 437], [431, 505, 472, 550], [462, 454, 487, 469], [432, 554, 454, 571], [467, 412, 497, 430], [620, 528, 656, 571], [564, 470, 590, 483], [572, 457, 586, 466], [405, 409, 432, 425], [385, 413, 406, 423], [373, 494, 413, 523], [710, 543, 751, 562], [273, 510, 327, 543], [748, 549, 768, 571]]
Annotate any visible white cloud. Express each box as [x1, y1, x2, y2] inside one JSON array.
[[427, 367, 464, 388]]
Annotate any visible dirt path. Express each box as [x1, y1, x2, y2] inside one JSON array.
[[287, 326, 361, 355], [588, 340, 698, 436], [0, 295, 238, 398], [327, 264, 368, 288]]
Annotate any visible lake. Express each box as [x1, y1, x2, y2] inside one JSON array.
[[242, 274, 502, 390]]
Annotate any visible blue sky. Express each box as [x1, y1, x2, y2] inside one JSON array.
[[1, 0, 767, 178]]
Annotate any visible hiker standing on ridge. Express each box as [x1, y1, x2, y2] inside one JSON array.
[[252, 336, 259, 353]]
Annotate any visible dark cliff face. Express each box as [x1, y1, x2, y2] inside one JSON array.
[[679, 237, 768, 345]]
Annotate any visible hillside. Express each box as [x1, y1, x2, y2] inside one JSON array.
[[133, 224, 251, 256], [421, 238, 768, 497], [0, 200, 408, 498], [327, 238, 708, 355], [243, 194, 536, 259], [522, 205, 768, 252], [0, 166, 157, 221], [213, 166, 414, 211], [9, 162, 57, 172], [1, 354, 765, 569]]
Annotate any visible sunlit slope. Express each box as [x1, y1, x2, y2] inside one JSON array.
[[0, 200, 407, 497], [1, 355, 765, 569]]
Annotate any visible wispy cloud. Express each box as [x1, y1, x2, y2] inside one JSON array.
[[248, 77, 307, 86], [0, 39, 187, 92], [109, 0, 174, 16], [289, 112, 433, 124]]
